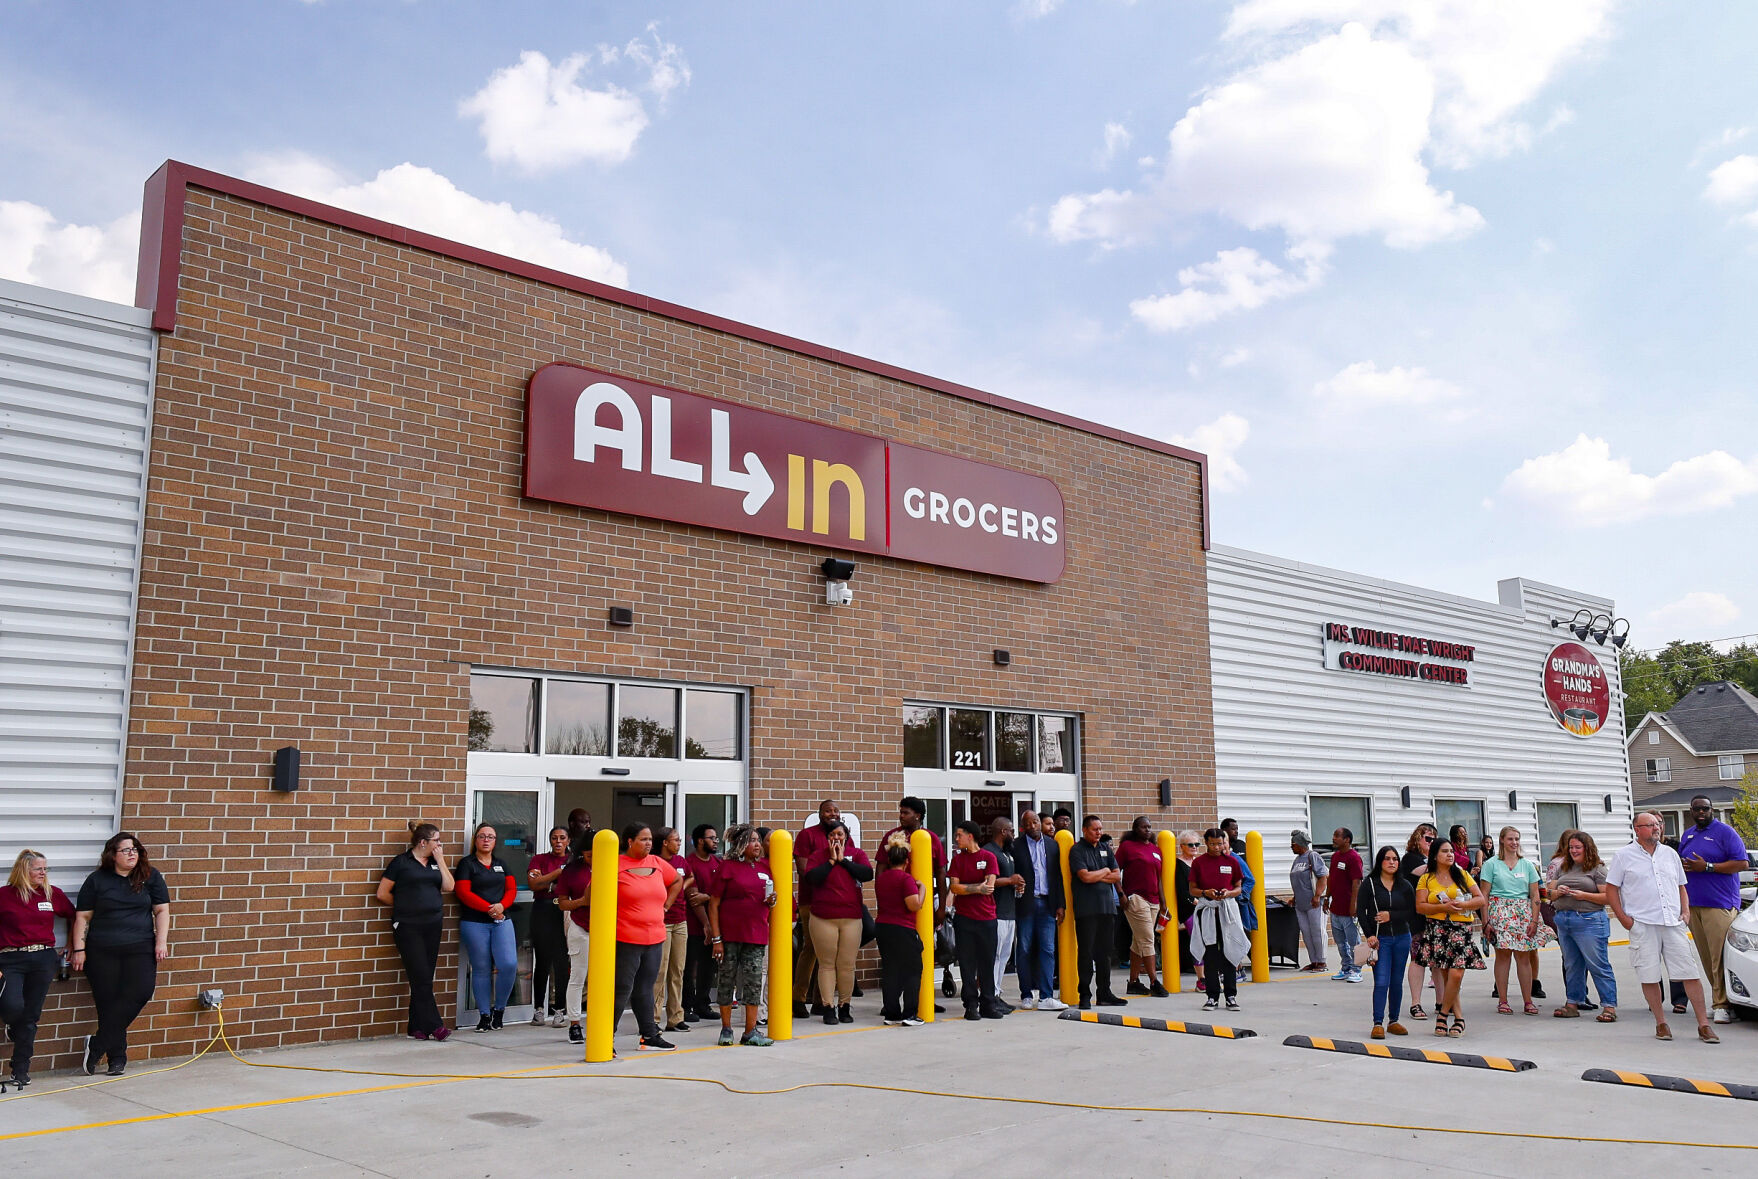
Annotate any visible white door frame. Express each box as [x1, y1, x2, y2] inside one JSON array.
[[457, 775, 552, 1023]]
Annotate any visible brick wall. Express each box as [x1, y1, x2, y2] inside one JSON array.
[[26, 185, 1214, 1069]]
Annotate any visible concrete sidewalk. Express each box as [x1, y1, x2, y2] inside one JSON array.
[[3, 944, 1753, 1177]]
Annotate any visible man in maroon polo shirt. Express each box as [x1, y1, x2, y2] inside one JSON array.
[[949, 820, 1005, 1020], [792, 800, 845, 1017], [683, 824, 720, 1023]]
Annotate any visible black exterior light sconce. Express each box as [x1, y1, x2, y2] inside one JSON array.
[[1158, 778, 1173, 807], [1399, 785, 1411, 809], [1553, 609, 1629, 648], [993, 649, 1011, 667], [272, 746, 301, 792], [1507, 790, 1519, 811]]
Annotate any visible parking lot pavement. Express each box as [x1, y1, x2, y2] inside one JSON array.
[[3, 943, 1754, 1177]]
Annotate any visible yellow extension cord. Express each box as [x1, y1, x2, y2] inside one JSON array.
[[2, 1004, 1755, 1151]]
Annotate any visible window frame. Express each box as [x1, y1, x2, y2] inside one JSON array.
[[1645, 757, 1671, 783], [1718, 754, 1744, 781]]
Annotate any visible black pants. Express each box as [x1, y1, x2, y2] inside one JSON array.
[[0, 948, 58, 1074], [85, 942, 158, 1063], [685, 931, 717, 1017], [875, 925, 922, 1020], [954, 914, 998, 1013], [1203, 942, 1238, 1000], [392, 918, 443, 1035], [612, 941, 663, 1040], [529, 899, 568, 1015], [1075, 913, 1116, 1003]]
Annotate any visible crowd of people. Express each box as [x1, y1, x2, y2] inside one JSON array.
[[1, 797, 1743, 1086], [1275, 800, 1745, 1044]]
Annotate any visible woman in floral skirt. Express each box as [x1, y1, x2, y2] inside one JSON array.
[[1414, 838, 1485, 1037], [1480, 826, 1555, 1016]]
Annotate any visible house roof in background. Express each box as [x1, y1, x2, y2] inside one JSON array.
[[1662, 681, 1758, 755]]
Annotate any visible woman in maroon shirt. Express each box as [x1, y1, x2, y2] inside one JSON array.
[[1, 849, 76, 1087], [804, 822, 873, 1025], [874, 841, 925, 1026], [526, 827, 571, 1027], [708, 825, 776, 1047]]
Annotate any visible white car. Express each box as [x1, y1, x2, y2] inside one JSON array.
[[1728, 902, 1758, 1015]]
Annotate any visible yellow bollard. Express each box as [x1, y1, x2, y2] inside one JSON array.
[[1055, 828, 1077, 1005], [911, 829, 934, 1023], [767, 829, 793, 1042], [1246, 830, 1269, 983], [584, 827, 619, 1062], [1157, 830, 1182, 993]]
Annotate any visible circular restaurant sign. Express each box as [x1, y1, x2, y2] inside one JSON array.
[[1542, 641, 1611, 738]]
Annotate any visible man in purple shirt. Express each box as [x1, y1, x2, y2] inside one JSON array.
[[1677, 795, 1750, 1024]]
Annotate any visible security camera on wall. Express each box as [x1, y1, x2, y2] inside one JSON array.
[[820, 557, 855, 606], [826, 580, 854, 606]]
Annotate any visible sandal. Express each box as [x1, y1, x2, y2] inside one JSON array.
[[1595, 1008, 1617, 1023], [1524, 1001, 1541, 1016], [1552, 1005, 1580, 1018], [1449, 1015, 1465, 1038], [1410, 1004, 1428, 1021], [1433, 1017, 1451, 1038], [1496, 1000, 1512, 1015]]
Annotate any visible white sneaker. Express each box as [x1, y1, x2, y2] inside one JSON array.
[[1018, 996, 1038, 1010], [1037, 997, 1068, 1012], [530, 1011, 546, 1026], [1345, 972, 1364, 984], [1713, 1008, 1732, 1025], [549, 1012, 567, 1027]]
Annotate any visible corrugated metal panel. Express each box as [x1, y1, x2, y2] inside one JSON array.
[[0, 278, 155, 894], [1208, 545, 1632, 888]]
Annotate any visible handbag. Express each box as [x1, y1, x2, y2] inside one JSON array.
[[860, 903, 877, 946], [1353, 940, 1377, 967]]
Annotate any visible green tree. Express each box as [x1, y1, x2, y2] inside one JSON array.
[[1620, 648, 1674, 734], [1731, 769, 1758, 848]]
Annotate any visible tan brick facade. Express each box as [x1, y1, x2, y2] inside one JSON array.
[[27, 177, 1214, 1069]]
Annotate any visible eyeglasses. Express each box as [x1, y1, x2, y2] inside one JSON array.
[[115, 846, 140, 855]]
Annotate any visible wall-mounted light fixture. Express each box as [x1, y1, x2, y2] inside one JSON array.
[[608, 606, 634, 628], [1507, 790, 1519, 811], [1399, 785, 1411, 809], [820, 558, 855, 607], [1552, 608, 1629, 648], [1603, 794, 1614, 813], [1159, 778, 1173, 807], [993, 649, 1011, 667]]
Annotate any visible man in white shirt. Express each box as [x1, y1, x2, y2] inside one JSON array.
[[1604, 813, 1717, 1044]]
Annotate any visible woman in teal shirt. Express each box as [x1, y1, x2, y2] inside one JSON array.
[[1481, 827, 1554, 1015]]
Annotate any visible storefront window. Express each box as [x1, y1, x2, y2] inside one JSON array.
[[949, 709, 989, 771], [685, 690, 741, 760], [903, 705, 943, 768], [1535, 802, 1578, 854], [996, 712, 1034, 773], [618, 686, 678, 758], [545, 680, 610, 755], [469, 674, 537, 753], [1310, 795, 1372, 854], [1433, 799, 1485, 853], [1038, 715, 1075, 773]]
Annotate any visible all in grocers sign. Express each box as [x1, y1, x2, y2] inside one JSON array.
[[1542, 641, 1611, 738]]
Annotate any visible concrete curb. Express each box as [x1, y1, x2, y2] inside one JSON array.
[[1582, 1068, 1758, 1100], [1058, 1009, 1257, 1039], [1282, 1034, 1536, 1071]]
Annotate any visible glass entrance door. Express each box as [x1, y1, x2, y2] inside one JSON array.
[[672, 782, 739, 843], [460, 777, 551, 1023]]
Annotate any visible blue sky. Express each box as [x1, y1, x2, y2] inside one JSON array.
[[4, 1, 1756, 653]]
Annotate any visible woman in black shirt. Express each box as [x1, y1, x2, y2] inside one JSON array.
[[1357, 845, 1416, 1041], [376, 823, 455, 1041], [1399, 823, 1438, 1021], [71, 832, 170, 1075]]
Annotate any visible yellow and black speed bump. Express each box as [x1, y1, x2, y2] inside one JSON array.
[[1583, 1068, 1758, 1101], [1058, 1008, 1256, 1039], [1283, 1034, 1534, 1072]]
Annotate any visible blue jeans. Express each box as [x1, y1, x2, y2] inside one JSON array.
[[1371, 932, 1411, 1024], [1553, 909, 1617, 1008], [1015, 901, 1057, 1000], [460, 918, 518, 1014], [1331, 914, 1361, 973]]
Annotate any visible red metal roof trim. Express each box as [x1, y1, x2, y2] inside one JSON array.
[[134, 159, 1211, 549]]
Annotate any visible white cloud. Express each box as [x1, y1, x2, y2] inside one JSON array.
[[1704, 155, 1758, 208], [1647, 592, 1741, 636], [0, 200, 138, 303], [1099, 122, 1132, 164], [1500, 436, 1758, 521], [460, 36, 690, 173], [1129, 241, 1329, 331], [1047, 3, 1605, 324], [1313, 360, 1462, 406], [1169, 412, 1251, 492], [1219, 346, 1251, 367], [1015, 0, 1066, 16], [244, 153, 628, 287]]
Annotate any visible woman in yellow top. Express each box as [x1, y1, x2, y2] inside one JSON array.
[[1414, 838, 1486, 1038]]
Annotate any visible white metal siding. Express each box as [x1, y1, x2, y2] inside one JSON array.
[[0, 278, 155, 893], [1208, 545, 1632, 889]]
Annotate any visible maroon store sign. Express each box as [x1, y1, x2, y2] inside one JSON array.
[[1321, 622, 1476, 687], [1542, 641, 1611, 738], [524, 364, 1067, 582]]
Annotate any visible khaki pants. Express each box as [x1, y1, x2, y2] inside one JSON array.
[[1687, 906, 1738, 1010], [809, 913, 862, 1006], [652, 920, 688, 1028], [563, 921, 589, 1023]]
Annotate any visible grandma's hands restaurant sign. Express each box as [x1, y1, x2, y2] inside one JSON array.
[[524, 364, 1067, 583], [1321, 623, 1476, 687], [1541, 641, 1611, 738]]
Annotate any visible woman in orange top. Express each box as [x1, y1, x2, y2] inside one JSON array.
[[610, 824, 685, 1052]]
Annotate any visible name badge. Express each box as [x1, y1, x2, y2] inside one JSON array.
[[493, 865, 505, 873], [38, 900, 54, 911], [977, 859, 989, 870], [1220, 865, 1233, 875], [1151, 853, 1161, 862]]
